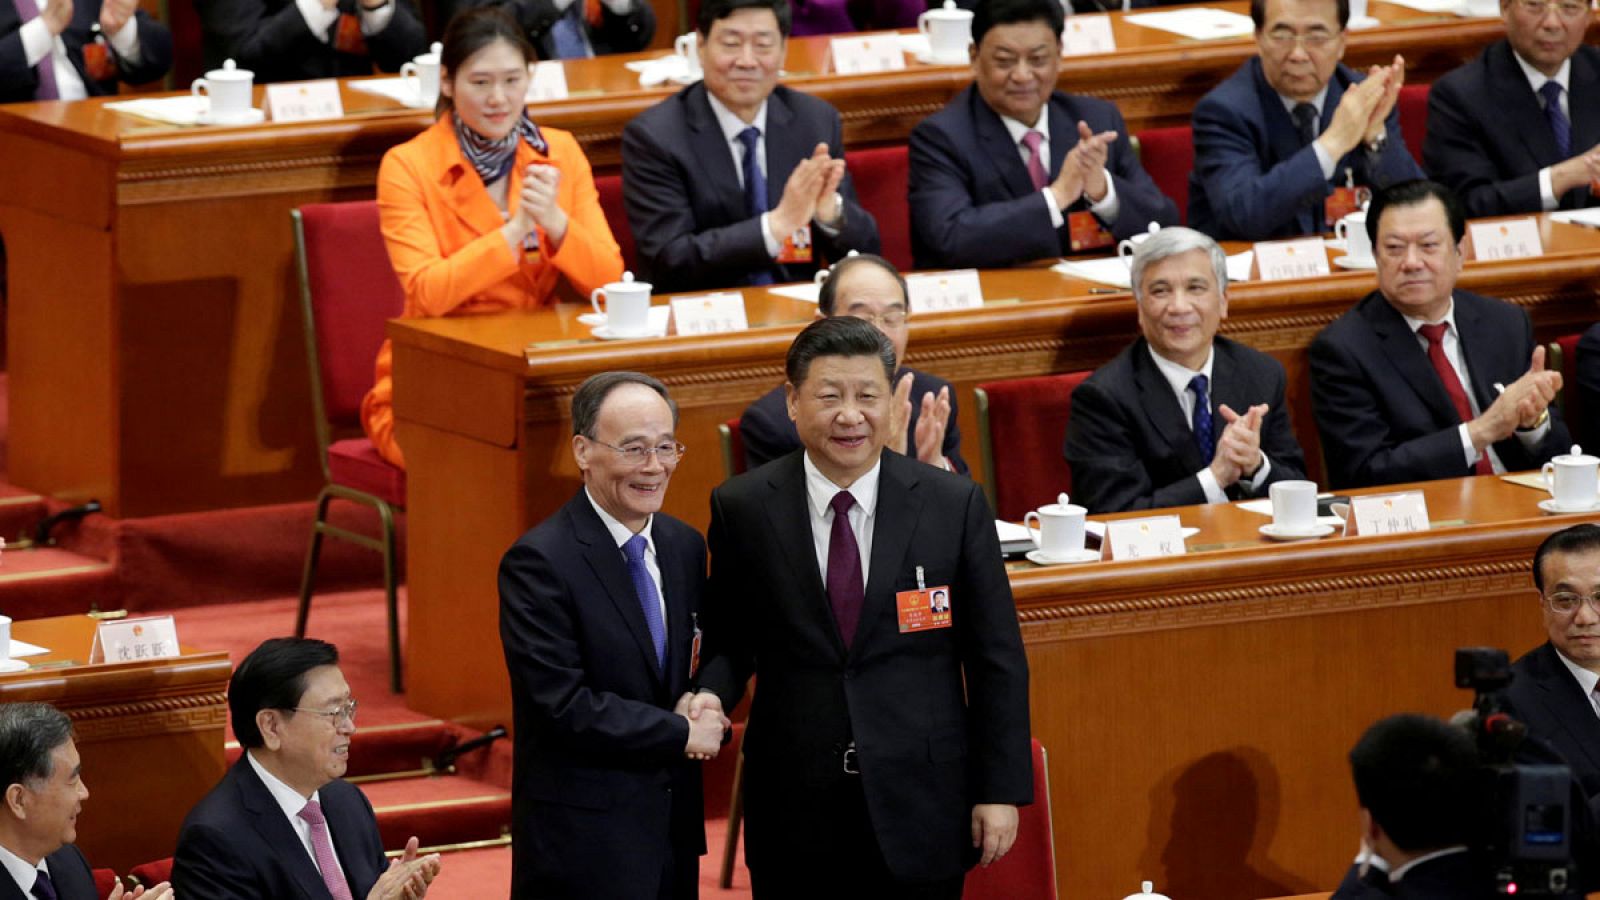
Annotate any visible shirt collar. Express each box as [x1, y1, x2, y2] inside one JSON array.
[[1389, 845, 1470, 882], [1278, 83, 1331, 119], [0, 841, 46, 895], [1512, 50, 1571, 96], [584, 487, 655, 552], [1146, 342, 1216, 398], [1400, 297, 1459, 336], [1553, 643, 1600, 696], [706, 91, 769, 146], [802, 451, 881, 521], [246, 749, 323, 817], [999, 103, 1051, 148]]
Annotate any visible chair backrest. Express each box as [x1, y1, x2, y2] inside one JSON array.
[[128, 857, 174, 888], [1133, 127, 1193, 225], [718, 417, 747, 480], [1398, 83, 1429, 167], [976, 372, 1092, 522], [292, 202, 407, 456], [964, 738, 1057, 900], [92, 869, 119, 896], [1551, 333, 1583, 433], [844, 145, 912, 271], [594, 172, 639, 275]]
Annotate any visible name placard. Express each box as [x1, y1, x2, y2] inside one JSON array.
[[526, 61, 569, 102], [1105, 515, 1187, 560], [829, 33, 908, 74], [89, 615, 180, 664], [1062, 15, 1117, 55], [671, 292, 749, 336], [1253, 237, 1331, 281], [1469, 217, 1542, 261], [265, 79, 343, 122], [905, 269, 985, 312], [1349, 491, 1431, 536]]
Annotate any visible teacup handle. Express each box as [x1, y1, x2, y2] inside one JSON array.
[[1542, 461, 1557, 492], [590, 287, 606, 317], [1023, 511, 1042, 546], [400, 61, 418, 83], [1334, 219, 1349, 243], [918, 9, 932, 33], [191, 78, 209, 98]]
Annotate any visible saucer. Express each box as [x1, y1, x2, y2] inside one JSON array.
[[577, 312, 606, 326], [913, 50, 969, 66], [592, 325, 655, 341], [197, 108, 266, 126], [669, 72, 702, 85], [1332, 254, 1378, 270], [1539, 497, 1600, 514], [1260, 522, 1336, 541], [1026, 548, 1100, 566], [1347, 14, 1380, 28], [0, 660, 28, 673]]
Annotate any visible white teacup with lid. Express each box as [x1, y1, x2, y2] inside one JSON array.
[[1024, 492, 1088, 560], [1542, 444, 1600, 510], [918, 0, 974, 64], [1118, 221, 1162, 265], [1121, 881, 1173, 900], [400, 42, 443, 108], [674, 32, 703, 78], [192, 59, 256, 122], [1335, 210, 1373, 265], [591, 271, 654, 337]]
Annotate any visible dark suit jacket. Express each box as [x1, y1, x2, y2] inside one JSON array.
[[1309, 290, 1571, 489], [1426, 41, 1600, 218], [0, 1, 171, 104], [698, 449, 1032, 882], [1331, 852, 1492, 900], [1576, 322, 1600, 454], [451, 0, 653, 59], [1508, 642, 1600, 816], [197, 0, 426, 82], [620, 82, 880, 293], [1189, 57, 1423, 241], [173, 758, 387, 899], [1065, 336, 1307, 513], [739, 366, 968, 474], [0, 845, 96, 900], [497, 490, 707, 898], [908, 85, 1178, 270]]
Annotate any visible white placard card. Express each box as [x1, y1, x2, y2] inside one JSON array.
[[1349, 491, 1431, 536], [265, 80, 343, 122], [671, 292, 749, 336], [89, 615, 180, 664], [1062, 16, 1117, 55], [905, 269, 985, 312], [830, 34, 908, 74], [1253, 237, 1330, 281], [527, 61, 569, 102], [1468, 218, 1542, 261], [1105, 515, 1187, 560]]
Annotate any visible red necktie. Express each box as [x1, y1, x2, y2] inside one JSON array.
[[826, 491, 864, 647], [1418, 323, 1492, 476], [1021, 131, 1047, 191]]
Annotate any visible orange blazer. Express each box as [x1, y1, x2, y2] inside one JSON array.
[[362, 114, 623, 469]]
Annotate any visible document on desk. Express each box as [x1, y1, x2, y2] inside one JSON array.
[[1054, 251, 1254, 288], [1375, 0, 1463, 12], [767, 282, 823, 303], [103, 96, 210, 126], [1123, 8, 1255, 40], [8, 639, 47, 658], [1550, 209, 1600, 229]]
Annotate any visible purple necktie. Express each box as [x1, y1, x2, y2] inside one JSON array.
[[623, 534, 667, 672], [1541, 81, 1570, 159], [1189, 374, 1214, 463], [29, 869, 56, 900], [298, 799, 355, 900], [826, 491, 864, 647], [11, 0, 60, 100], [1021, 130, 1048, 191]]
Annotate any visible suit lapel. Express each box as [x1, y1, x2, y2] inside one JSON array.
[[426, 122, 511, 241], [655, 523, 696, 698], [1131, 344, 1203, 472], [764, 90, 806, 213], [685, 85, 753, 229], [1452, 293, 1503, 415], [322, 788, 378, 896], [1046, 92, 1075, 188], [1251, 59, 1310, 179], [1487, 42, 1564, 168], [762, 455, 844, 657], [236, 760, 338, 900], [1363, 294, 1462, 427], [857, 453, 922, 657], [0, 870, 26, 900], [1570, 50, 1600, 187], [572, 493, 665, 686], [1535, 644, 1600, 776], [971, 89, 1039, 201]]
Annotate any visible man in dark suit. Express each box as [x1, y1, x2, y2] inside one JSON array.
[[620, 0, 879, 293], [1066, 227, 1307, 513], [0, 703, 173, 900], [1576, 323, 1600, 453], [690, 316, 1032, 897], [498, 371, 721, 898], [1188, 0, 1421, 241], [1424, 0, 1600, 218], [197, 0, 426, 83], [1329, 714, 1490, 900], [0, 0, 171, 104], [174, 638, 440, 900], [740, 254, 967, 473], [907, 0, 1176, 270], [1309, 180, 1569, 489], [448, 0, 653, 59]]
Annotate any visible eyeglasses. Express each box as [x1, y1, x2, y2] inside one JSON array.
[[850, 310, 908, 328], [1261, 29, 1341, 50], [287, 699, 358, 724], [592, 440, 686, 466], [1544, 592, 1600, 615], [1513, 0, 1590, 18]]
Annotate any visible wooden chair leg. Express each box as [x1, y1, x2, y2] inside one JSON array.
[[295, 491, 334, 638], [379, 500, 402, 694], [720, 749, 745, 889]]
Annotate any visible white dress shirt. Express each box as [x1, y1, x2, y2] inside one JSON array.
[[295, 0, 396, 41], [1511, 50, 1573, 211], [0, 841, 50, 898], [802, 452, 879, 587], [998, 103, 1121, 228], [1146, 344, 1273, 503], [585, 488, 668, 629], [1278, 84, 1339, 180], [1389, 845, 1470, 883], [18, 6, 141, 101], [1554, 644, 1600, 719], [245, 751, 350, 886]]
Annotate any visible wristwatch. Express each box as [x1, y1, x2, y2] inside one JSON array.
[[1365, 131, 1387, 155], [1517, 407, 1551, 433]]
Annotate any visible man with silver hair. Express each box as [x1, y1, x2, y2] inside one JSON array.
[[1065, 226, 1307, 512]]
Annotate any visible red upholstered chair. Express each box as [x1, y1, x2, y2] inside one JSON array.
[[844, 145, 912, 270], [975, 372, 1092, 522], [127, 857, 174, 888], [1133, 127, 1193, 225], [964, 738, 1057, 900], [717, 416, 747, 480], [291, 202, 407, 692], [92, 869, 119, 896], [594, 172, 638, 275], [1550, 333, 1584, 429], [1398, 83, 1429, 167]]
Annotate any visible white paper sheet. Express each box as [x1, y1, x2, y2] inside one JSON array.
[[1053, 251, 1254, 288], [349, 77, 429, 108], [9, 639, 47, 659], [1550, 208, 1600, 228], [624, 54, 702, 87], [1376, 0, 1463, 12], [1123, 8, 1255, 40], [767, 282, 823, 303], [103, 95, 210, 126]]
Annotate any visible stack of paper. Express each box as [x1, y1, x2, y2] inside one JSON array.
[[1123, 8, 1255, 39], [1550, 208, 1600, 229], [103, 95, 210, 126], [625, 55, 701, 87], [350, 77, 430, 108], [1053, 251, 1254, 288]]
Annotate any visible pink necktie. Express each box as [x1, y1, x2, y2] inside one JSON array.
[[1021, 131, 1048, 191], [298, 799, 355, 900], [10, 0, 60, 100]]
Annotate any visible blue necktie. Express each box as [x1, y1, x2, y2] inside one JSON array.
[[736, 126, 775, 286], [30, 869, 57, 900], [623, 534, 666, 672], [1189, 374, 1214, 463], [1541, 81, 1570, 159], [548, 1, 593, 60]]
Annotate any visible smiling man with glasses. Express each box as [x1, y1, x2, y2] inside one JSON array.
[[1189, 0, 1422, 240], [1424, 0, 1600, 217]]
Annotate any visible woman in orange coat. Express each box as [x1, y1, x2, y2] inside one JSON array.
[[363, 6, 622, 468]]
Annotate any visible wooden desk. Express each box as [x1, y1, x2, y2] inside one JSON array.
[[0, 2, 1559, 517], [0, 615, 230, 873]]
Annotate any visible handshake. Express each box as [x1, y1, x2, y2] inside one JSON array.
[[675, 690, 731, 760]]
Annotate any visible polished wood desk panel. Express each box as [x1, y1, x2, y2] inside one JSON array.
[[0, 3, 1558, 516], [0, 615, 230, 873]]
